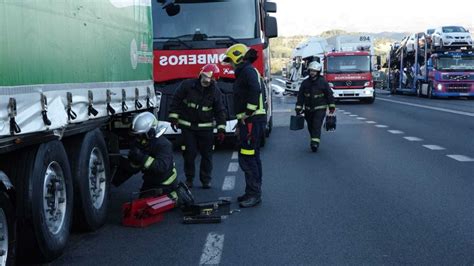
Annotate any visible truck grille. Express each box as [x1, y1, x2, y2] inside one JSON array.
[[333, 80, 367, 87], [446, 83, 471, 92], [442, 74, 473, 81]]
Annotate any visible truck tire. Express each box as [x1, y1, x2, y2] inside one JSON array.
[[65, 129, 110, 231], [14, 141, 73, 262], [0, 191, 16, 266]]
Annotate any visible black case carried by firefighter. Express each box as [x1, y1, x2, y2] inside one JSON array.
[[290, 115, 305, 130], [325, 114, 337, 131]]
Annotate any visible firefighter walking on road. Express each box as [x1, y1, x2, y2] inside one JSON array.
[[295, 61, 336, 152], [168, 64, 227, 189], [223, 43, 266, 208]]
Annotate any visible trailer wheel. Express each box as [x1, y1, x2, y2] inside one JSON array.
[[15, 141, 73, 262], [0, 191, 16, 266], [66, 129, 110, 231]]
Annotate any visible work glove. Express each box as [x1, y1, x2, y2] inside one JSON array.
[[128, 146, 148, 167], [295, 109, 302, 115], [329, 107, 336, 114], [217, 129, 225, 144], [170, 118, 179, 132]]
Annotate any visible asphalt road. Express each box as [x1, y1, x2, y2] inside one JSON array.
[[50, 79, 474, 265]]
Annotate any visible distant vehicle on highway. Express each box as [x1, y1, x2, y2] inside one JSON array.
[[431, 26, 472, 49]]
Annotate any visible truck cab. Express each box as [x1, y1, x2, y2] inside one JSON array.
[[324, 51, 375, 103], [420, 50, 474, 97]]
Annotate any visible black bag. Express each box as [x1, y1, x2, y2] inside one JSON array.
[[325, 114, 337, 131], [290, 115, 305, 130]]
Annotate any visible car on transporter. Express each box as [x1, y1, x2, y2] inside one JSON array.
[[431, 26, 473, 49]]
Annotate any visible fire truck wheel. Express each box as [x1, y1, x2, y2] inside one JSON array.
[[14, 141, 73, 262], [0, 191, 16, 266], [65, 129, 110, 231]]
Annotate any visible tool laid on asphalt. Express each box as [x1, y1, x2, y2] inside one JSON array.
[[121, 181, 231, 227], [181, 199, 231, 224], [122, 191, 176, 228]]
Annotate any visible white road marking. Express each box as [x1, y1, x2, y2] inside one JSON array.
[[403, 137, 423, 141], [344, 112, 351, 115], [366, 121, 376, 124], [357, 117, 366, 120], [231, 151, 238, 160], [404, 136, 423, 141], [338, 109, 345, 112], [388, 130, 404, 134], [375, 124, 388, 128], [227, 162, 239, 172], [222, 176, 235, 191], [423, 145, 445, 150], [377, 98, 474, 117], [349, 114, 358, 117], [446, 155, 474, 162], [200, 233, 225, 265]]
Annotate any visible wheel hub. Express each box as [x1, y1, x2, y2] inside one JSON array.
[[43, 162, 67, 235], [89, 148, 106, 209]]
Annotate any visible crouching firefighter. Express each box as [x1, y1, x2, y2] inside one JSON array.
[[168, 63, 227, 189], [223, 43, 266, 208], [295, 61, 336, 152], [113, 112, 179, 199]]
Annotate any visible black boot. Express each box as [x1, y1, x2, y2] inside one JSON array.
[[239, 196, 262, 208], [311, 143, 319, 152], [237, 194, 250, 202]]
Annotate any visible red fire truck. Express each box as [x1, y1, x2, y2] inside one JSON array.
[[151, 0, 278, 137], [324, 50, 376, 104], [324, 35, 380, 104]]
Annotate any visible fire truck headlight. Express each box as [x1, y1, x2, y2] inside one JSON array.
[[328, 82, 334, 88], [364, 81, 371, 87], [364, 90, 372, 95], [437, 83, 443, 91]]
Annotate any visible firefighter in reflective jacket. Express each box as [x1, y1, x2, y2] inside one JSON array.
[[223, 43, 266, 208], [117, 112, 178, 199], [168, 63, 227, 189], [295, 61, 336, 152]]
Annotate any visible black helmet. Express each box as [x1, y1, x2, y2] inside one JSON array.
[[325, 115, 337, 131]]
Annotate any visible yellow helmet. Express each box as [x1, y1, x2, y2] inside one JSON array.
[[222, 43, 249, 65]]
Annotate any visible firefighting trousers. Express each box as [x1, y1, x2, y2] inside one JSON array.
[[238, 120, 266, 197], [305, 109, 326, 145], [181, 128, 214, 183]]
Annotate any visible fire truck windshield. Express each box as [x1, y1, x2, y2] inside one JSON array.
[[436, 56, 474, 71], [326, 55, 371, 74], [152, 0, 257, 41]]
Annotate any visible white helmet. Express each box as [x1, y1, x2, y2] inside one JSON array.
[[131, 112, 167, 139], [308, 61, 322, 72]]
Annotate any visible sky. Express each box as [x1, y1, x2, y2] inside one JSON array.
[[273, 0, 474, 36]]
